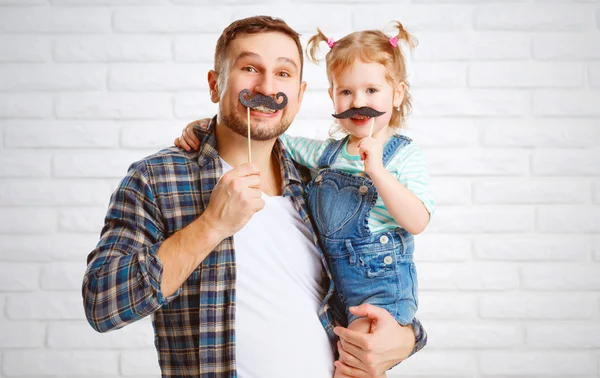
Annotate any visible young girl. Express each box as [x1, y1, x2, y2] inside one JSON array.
[[176, 22, 434, 376]]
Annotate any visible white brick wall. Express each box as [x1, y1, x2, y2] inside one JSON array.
[[0, 1, 598, 377]]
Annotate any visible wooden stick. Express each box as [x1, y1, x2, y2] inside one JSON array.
[[369, 117, 375, 138], [247, 107, 252, 163]]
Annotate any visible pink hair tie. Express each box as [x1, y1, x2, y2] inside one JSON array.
[[389, 36, 399, 48], [326, 37, 336, 48]]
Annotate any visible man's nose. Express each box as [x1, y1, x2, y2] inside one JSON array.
[[253, 74, 275, 97]]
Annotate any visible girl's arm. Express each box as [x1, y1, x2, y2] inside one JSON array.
[[359, 138, 434, 235]]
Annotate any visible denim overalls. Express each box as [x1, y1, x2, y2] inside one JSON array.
[[306, 135, 418, 326]]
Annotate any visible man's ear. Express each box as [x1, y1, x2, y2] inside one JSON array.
[[297, 81, 308, 109], [208, 70, 220, 103]]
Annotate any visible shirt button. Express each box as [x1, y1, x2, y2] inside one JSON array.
[[384, 256, 393, 265], [359, 185, 368, 195], [380, 235, 389, 244]]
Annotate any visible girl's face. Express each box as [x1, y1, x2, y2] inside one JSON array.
[[329, 59, 404, 142]]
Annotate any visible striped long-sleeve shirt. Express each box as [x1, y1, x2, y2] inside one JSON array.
[[82, 117, 427, 377]]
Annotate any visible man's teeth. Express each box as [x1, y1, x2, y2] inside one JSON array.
[[252, 105, 276, 114]]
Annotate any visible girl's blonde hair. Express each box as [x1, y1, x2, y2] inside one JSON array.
[[306, 21, 417, 132]]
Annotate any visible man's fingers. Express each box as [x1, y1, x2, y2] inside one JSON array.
[[334, 326, 370, 350], [348, 303, 388, 321], [337, 341, 362, 369]]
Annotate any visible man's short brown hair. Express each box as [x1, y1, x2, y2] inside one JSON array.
[[214, 15, 304, 79]]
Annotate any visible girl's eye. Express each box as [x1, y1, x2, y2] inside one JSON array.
[[367, 88, 378, 94], [340, 90, 351, 96]]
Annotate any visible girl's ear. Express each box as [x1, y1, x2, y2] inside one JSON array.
[[393, 81, 406, 108]]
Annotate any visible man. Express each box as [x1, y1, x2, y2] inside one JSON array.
[[82, 16, 426, 377]]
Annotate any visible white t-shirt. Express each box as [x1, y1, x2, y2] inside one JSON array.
[[220, 159, 334, 378]]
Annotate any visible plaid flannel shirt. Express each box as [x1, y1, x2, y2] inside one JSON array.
[[82, 116, 427, 377]]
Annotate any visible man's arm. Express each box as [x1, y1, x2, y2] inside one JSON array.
[[333, 304, 427, 377], [82, 160, 263, 332]]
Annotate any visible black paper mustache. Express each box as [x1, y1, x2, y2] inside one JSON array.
[[238, 89, 288, 111], [332, 107, 386, 119]]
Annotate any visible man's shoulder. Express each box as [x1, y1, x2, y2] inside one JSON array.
[[126, 147, 202, 181]]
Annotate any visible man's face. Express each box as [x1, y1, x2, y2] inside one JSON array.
[[213, 32, 306, 141]]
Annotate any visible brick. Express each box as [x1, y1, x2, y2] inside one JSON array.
[[413, 89, 530, 116], [351, 5, 471, 32], [475, 4, 595, 31], [3, 350, 119, 376], [594, 237, 600, 261], [537, 205, 600, 233], [232, 5, 351, 33], [473, 235, 590, 261], [0, 209, 56, 234], [52, 0, 166, 4], [534, 34, 600, 60], [0, 322, 45, 348], [425, 322, 523, 348], [428, 148, 530, 176], [479, 294, 596, 319], [414, 32, 530, 60], [0, 234, 99, 262], [595, 180, 600, 204], [302, 60, 331, 91], [0, 94, 53, 119], [285, 119, 326, 140], [534, 90, 600, 116], [0, 64, 106, 91], [6, 293, 85, 320], [0, 263, 40, 291], [590, 62, 600, 87], [121, 350, 162, 376], [0, 152, 51, 177], [480, 351, 595, 376], [54, 36, 171, 62], [113, 8, 231, 33], [388, 351, 477, 376], [295, 90, 333, 120], [427, 178, 471, 205], [40, 262, 87, 291], [109, 63, 209, 91], [532, 149, 600, 176], [521, 264, 600, 290], [473, 179, 589, 204], [481, 118, 600, 148], [121, 121, 186, 149], [411, 62, 467, 88], [0, 8, 110, 33], [417, 293, 477, 320], [173, 92, 221, 119], [48, 318, 154, 348], [59, 208, 108, 233], [3, 121, 120, 148], [0, 36, 51, 62], [429, 206, 534, 233], [403, 118, 479, 148], [56, 93, 173, 119], [0, 0, 47, 3], [469, 62, 584, 88], [528, 324, 600, 348], [415, 234, 470, 262], [420, 262, 519, 290], [53, 150, 155, 178], [174, 35, 220, 62]]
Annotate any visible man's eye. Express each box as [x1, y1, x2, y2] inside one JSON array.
[[279, 72, 290, 77], [243, 67, 257, 73]]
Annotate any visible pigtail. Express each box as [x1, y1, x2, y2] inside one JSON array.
[[306, 28, 329, 64], [390, 21, 418, 51]]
